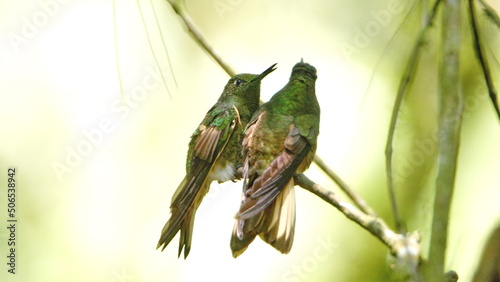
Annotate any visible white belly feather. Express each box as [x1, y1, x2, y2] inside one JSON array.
[[209, 163, 236, 183]]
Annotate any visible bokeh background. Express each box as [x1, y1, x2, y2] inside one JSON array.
[[1, 0, 499, 281]]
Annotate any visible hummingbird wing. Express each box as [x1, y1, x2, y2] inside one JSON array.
[[157, 106, 240, 257], [237, 123, 312, 220], [172, 105, 240, 207]]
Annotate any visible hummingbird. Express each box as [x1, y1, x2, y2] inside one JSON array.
[[157, 64, 276, 259], [230, 60, 320, 257]]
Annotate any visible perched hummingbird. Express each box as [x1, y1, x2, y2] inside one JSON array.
[[157, 64, 276, 259], [230, 60, 320, 257]]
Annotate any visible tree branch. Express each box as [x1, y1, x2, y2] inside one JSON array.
[[425, 0, 463, 280], [295, 173, 422, 279], [166, 0, 236, 76], [313, 155, 377, 217]]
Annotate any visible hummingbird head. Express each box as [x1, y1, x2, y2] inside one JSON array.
[[220, 63, 277, 101], [291, 60, 317, 81]]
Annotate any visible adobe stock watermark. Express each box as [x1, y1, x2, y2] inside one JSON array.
[[340, 0, 405, 60], [213, 0, 244, 20], [52, 66, 167, 182], [393, 78, 492, 185], [281, 235, 337, 282], [7, 0, 71, 53]]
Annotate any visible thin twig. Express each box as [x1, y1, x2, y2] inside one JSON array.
[[469, 0, 500, 120], [295, 173, 421, 275], [167, 0, 236, 76], [166, 0, 373, 217], [425, 0, 462, 280], [313, 155, 377, 217], [385, 0, 442, 234]]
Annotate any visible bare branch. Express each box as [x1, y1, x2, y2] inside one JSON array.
[[385, 0, 442, 234], [313, 155, 377, 217], [167, 0, 236, 76], [295, 173, 421, 279]]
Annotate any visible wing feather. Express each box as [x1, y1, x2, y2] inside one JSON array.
[[157, 107, 239, 255], [237, 124, 311, 219]]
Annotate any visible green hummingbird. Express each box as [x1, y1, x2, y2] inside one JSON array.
[[230, 60, 320, 257], [157, 64, 276, 259]]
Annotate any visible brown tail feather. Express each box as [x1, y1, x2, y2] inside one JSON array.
[[157, 179, 210, 259], [259, 180, 296, 254], [230, 179, 296, 256]]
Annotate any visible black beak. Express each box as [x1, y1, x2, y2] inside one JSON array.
[[253, 63, 277, 82]]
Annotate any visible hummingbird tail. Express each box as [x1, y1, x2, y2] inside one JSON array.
[[157, 178, 188, 252], [157, 177, 209, 259], [178, 207, 196, 259], [230, 225, 256, 258], [259, 179, 296, 254], [230, 179, 296, 256]]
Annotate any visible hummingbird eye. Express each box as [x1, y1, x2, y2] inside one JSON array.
[[234, 79, 244, 86]]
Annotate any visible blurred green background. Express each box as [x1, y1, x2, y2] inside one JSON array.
[[0, 0, 499, 281]]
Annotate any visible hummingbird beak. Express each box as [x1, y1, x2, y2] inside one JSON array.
[[253, 63, 277, 82]]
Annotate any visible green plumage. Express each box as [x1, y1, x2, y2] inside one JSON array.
[[231, 60, 320, 257]]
